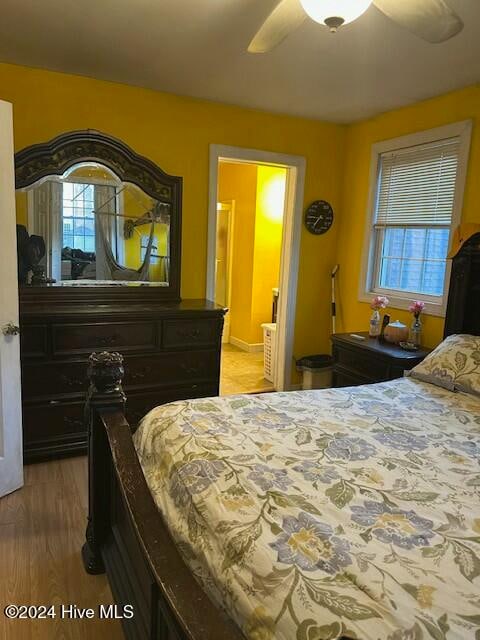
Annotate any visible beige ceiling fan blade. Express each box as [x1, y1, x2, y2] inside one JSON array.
[[248, 0, 306, 54], [373, 0, 463, 43]]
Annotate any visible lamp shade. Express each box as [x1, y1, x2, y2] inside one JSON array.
[[300, 0, 373, 28]]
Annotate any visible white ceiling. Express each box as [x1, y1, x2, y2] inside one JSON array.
[[0, 0, 478, 123]]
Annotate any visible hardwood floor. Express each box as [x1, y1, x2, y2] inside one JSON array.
[[0, 456, 123, 640], [0, 350, 271, 639]]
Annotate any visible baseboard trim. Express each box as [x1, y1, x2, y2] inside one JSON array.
[[229, 336, 264, 353]]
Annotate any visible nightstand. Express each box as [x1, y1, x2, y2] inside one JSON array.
[[331, 332, 430, 388]]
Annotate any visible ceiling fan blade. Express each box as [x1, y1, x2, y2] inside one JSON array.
[[373, 0, 463, 43], [248, 0, 306, 54]]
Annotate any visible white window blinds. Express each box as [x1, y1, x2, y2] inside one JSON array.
[[375, 137, 460, 227]]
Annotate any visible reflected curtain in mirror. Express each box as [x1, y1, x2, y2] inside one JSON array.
[[29, 181, 62, 281]]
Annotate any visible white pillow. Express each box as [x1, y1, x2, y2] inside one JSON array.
[[408, 334, 480, 397]]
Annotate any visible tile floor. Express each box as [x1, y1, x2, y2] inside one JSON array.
[[220, 344, 274, 395]]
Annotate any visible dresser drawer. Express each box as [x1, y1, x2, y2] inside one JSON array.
[[334, 345, 389, 381], [20, 302, 225, 463], [20, 324, 48, 358], [22, 382, 218, 462], [23, 399, 85, 444], [22, 349, 220, 401], [162, 318, 220, 349], [331, 333, 430, 390], [22, 360, 87, 399], [52, 321, 157, 356], [124, 350, 219, 389]]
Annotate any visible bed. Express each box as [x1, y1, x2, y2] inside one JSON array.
[[82, 229, 480, 640]]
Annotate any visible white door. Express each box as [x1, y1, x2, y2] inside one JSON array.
[[214, 202, 234, 343], [0, 100, 23, 498]]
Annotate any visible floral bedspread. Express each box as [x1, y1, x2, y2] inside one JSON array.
[[133, 378, 480, 640]]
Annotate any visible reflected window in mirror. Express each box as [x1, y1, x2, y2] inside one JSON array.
[[16, 162, 171, 286]]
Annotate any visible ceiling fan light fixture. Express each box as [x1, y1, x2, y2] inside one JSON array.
[[300, 0, 373, 31]]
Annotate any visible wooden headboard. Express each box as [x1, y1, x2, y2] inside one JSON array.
[[444, 231, 480, 337]]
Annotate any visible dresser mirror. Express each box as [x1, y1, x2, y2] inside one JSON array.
[[15, 130, 182, 302], [16, 164, 171, 285]]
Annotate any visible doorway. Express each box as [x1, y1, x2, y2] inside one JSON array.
[[214, 201, 235, 343], [207, 145, 306, 393]]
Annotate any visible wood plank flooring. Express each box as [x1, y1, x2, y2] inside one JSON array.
[[0, 344, 272, 639], [0, 456, 123, 640]]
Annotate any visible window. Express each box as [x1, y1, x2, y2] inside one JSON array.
[[361, 122, 471, 316], [62, 182, 95, 253]]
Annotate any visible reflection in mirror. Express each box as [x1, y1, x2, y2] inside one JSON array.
[[16, 162, 171, 286]]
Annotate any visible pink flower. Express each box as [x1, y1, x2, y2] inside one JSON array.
[[409, 301, 425, 317], [370, 295, 389, 310]]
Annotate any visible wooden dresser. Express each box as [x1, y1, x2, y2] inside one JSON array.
[[331, 332, 430, 388], [14, 130, 228, 463], [20, 300, 225, 463]]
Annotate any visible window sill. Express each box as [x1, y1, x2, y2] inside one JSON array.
[[359, 291, 446, 318]]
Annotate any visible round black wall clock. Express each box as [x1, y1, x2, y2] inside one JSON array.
[[304, 200, 334, 235]]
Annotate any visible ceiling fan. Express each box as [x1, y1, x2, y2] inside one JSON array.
[[248, 0, 464, 53]]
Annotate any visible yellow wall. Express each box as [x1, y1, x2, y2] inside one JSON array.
[[217, 162, 258, 343], [3, 61, 346, 368], [217, 163, 286, 345], [336, 85, 480, 348], [6, 60, 475, 365], [16, 191, 27, 226], [251, 166, 286, 343]]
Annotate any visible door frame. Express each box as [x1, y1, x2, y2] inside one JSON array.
[[215, 200, 235, 343], [207, 144, 306, 391]]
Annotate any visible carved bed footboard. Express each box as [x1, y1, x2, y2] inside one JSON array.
[[82, 351, 243, 640]]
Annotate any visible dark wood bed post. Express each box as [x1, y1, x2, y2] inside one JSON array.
[[81, 351, 245, 640], [82, 351, 126, 575]]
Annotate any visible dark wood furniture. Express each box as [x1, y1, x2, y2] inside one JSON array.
[[444, 230, 480, 337], [15, 130, 182, 304], [83, 353, 242, 640], [20, 300, 225, 463], [331, 332, 430, 388], [15, 131, 227, 463], [82, 232, 480, 640]]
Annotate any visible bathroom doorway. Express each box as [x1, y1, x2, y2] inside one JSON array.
[[208, 145, 306, 394]]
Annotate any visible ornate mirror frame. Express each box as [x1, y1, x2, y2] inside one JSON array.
[[15, 130, 182, 304]]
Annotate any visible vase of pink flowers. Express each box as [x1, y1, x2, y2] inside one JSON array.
[[369, 295, 389, 338], [408, 301, 425, 347]]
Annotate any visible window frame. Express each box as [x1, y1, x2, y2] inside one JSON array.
[[62, 181, 96, 253], [62, 173, 122, 258], [359, 120, 472, 317]]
